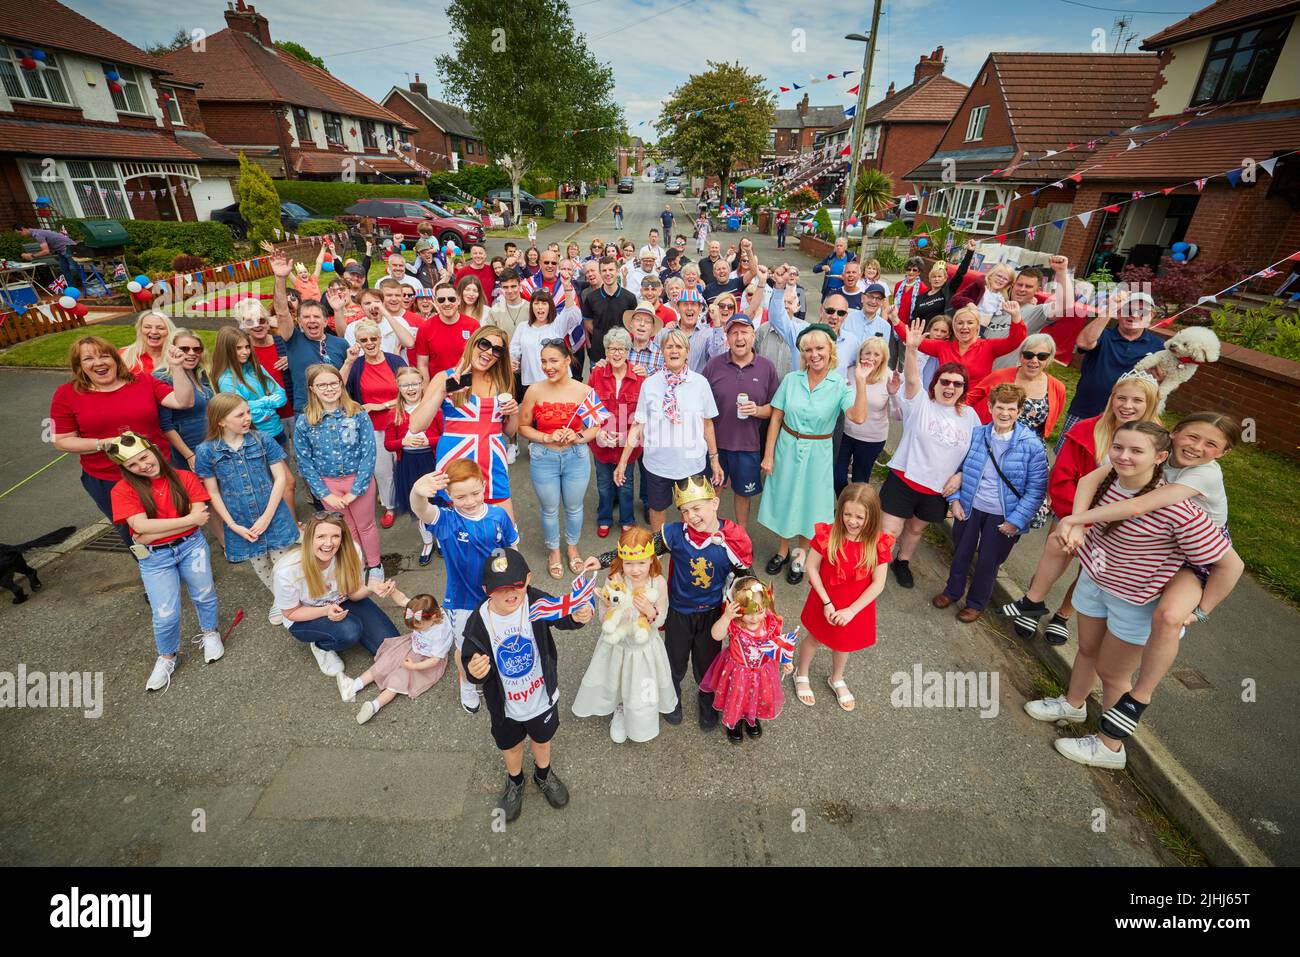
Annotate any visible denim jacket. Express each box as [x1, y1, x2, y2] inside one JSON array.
[[193, 430, 299, 562], [294, 407, 376, 499], [216, 364, 286, 438]]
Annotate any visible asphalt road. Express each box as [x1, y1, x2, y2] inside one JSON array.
[[0, 183, 1177, 865]]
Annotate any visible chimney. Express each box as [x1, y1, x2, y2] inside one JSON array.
[[798, 92, 809, 117], [886, 81, 896, 98], [225, 0, 272, 47], [409, 73, 429, 98], [914, 45, 945, 84]]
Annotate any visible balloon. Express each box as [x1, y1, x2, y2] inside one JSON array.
[[32, 49, 46, 62], [321, 260, 335, 272], [136, 290, 153, 305], [35, 196, 50, 205], [58, 295, 76, 310], [398, 243, 405, 251], [72, 303, 89, 318], [135, 274, 149, 286], [127, 281, 143, 294], [20, 56, 37, 70], [916, 237, 929, 248], [108, 81, 122, 94], [1171, 251, 1186, 262], [1171, 241, 1189, 253], [105, 70, 120, 82], [66, 287, 81, 300]]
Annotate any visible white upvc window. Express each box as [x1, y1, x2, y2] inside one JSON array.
[[0, 45, 72, 104], [162, 87, 183, 125], [21, 159, 134, 219], [965, 105, 988, 142], [103, 63, 148, 115], [947, 185, 1005, 232]]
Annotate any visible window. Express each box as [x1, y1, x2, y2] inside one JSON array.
[[103, 63, 147, 114], [383, 124, 395, 149], [0, 45, 72, 104], [965, 105, 988, 142], [466, 140, 475, 155], [765, 130, 776, 151], [861, 125, 881, 159], [323, 113, 344, 145], [945, 185, 1005, 232], [23, 160, 133, 220], [293, 107, 312, 144], [1191, 19, 1290, 105], [162, 87, 183, 125], [361, 121, 378, 149]]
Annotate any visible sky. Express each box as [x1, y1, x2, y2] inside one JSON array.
[[74, 0, 1200, 131]]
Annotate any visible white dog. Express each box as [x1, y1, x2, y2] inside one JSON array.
[[1133, 326, 1221, 414]]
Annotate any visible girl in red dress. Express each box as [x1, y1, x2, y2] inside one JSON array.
[[796, 482, 893, 712], [700, 577, 790, 743]]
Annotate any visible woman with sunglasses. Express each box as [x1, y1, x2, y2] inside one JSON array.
[[509, 288, 583, 389], [155, 328, 215, 473], [519, 339, 606, 578], [341, 320, 406, 530], [965, 333, 1066, 440], [407, 325, 521, 521]]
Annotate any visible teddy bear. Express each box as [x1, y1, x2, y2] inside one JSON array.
[[599, 579, 660, 646], [1133, 326, 1221, 415]]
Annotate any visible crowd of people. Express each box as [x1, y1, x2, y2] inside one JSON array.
[[45, 219, 1244, 821]]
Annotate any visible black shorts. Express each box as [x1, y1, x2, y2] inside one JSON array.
[[490, 703, 560, 751], [643, 468, 708, 512], [880, 469, 948, 523]]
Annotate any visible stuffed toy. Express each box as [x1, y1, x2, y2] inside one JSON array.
[[1133, 326, 1221, 415], [599, 579, 661, 646]]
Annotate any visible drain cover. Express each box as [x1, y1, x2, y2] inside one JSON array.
[[81, 527, 131, 553], [1173, 668, 1213, 690]]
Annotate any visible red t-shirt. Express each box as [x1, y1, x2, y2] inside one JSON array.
[[402, 310, 427, 366], [120, 348, 155, 376], [252, 342, 293, 419], [110, 469, 209, 545], [455, 262, 496, 301], [359, 361, 399, 431], [50, 376, 175, 481], [415, 315, 480, 375]]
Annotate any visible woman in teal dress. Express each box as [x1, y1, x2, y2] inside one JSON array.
[[759, 324, 870, 585]]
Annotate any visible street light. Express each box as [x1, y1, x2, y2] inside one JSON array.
[[838, 2, 884, 253]]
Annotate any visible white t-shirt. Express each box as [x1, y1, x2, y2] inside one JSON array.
[[634, 368, 719, 479], [889, 392, 978, 493], [484, 604, 554, 721], [508, 306, 584, 386], [411, 620, 455, 659], [1163, 460, 1228, 528], [345, 311, 414, 356], [272, 542, 365, 630]]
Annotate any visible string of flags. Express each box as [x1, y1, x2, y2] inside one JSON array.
[[1153, 250, 1300, 329], [81, 180, 190, 204]]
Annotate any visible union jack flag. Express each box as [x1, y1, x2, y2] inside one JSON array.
[[434, 395, 510, 501], [573, 388, 610, 429], [48, 275, 67, 294], [760, 627, 800, 668], [112, 263, 128, 282], [523, 273, 567, 308], [529, 573, 598, 621]]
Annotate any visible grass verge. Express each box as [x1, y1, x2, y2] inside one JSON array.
[[0, 327, 218, 367]]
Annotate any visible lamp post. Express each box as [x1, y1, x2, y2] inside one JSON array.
[[838, 0, 884, 246]]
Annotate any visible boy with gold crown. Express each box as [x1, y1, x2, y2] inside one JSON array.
[[590, 475, 752, 730]]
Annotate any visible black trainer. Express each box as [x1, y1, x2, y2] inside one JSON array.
[[698, 693, 719, 730], [891, 560, 914, 589], [534, 770, 569, 808], [726, 723, 744, 744], [498, 777, 524, 822], [663, 700, 684, 725], [745, 719, 762, 738]]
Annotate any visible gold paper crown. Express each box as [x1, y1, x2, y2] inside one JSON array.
[[618, 540, 656, 562], [672, 475, 717, 508], [730, 577, 774, 614], [104, 430, 149, 465]]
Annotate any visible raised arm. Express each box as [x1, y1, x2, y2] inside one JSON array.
[[406, 369, 451, 434], [903, 318, 924, 400]]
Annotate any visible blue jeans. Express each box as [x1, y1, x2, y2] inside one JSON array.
[[137, 531, 219, 655], [834, 436, 886, 497], [614, 213, 623, 229], [57, 250, 86, 289], [529, 442, 591, 549], [287, 597, 398, 656], [594, 458, 634, 528]]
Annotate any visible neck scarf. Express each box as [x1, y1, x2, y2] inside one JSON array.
[[662, 367, 688, 425]]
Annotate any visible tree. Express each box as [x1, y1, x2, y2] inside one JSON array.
[[436, 0, 623, 218], [237, 152, 281, 246], [275, 40, 328, 73], [144, 28, 191, 57], [850, 168, 894, 220], [656, 63, 774, 198]]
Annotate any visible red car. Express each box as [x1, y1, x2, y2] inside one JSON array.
[[340, 198, 484, 248]]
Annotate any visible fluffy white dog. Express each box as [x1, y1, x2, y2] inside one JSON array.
[[1133, 326, 1221, 414]]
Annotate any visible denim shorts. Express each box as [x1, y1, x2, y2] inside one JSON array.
[[717, 449, 762, 497], [1073, 569, 1184, 647]]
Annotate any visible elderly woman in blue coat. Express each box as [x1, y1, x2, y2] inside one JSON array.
[[933, 381, 1048, 622]]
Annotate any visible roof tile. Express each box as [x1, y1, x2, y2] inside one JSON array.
[[0, 0, 169, 73], [1143, 0, 1300, 48], [0, 116, 202, 161]]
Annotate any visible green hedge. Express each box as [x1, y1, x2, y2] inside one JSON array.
[[427, 166, 510, 199], [297, 218, 348, 237], [273, 181, 427, 216], [0, 231, 24, 260], [61, 219, 235, 262]]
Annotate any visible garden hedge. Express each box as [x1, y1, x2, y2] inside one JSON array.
[[273, 181, 428, 216]]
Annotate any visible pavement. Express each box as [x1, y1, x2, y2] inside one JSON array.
[[0, 179, 1288, 865]]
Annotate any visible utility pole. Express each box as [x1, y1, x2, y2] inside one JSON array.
[[838, 0, 884, 252]]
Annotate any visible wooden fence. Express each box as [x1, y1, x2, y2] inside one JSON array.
[[0, 301, 85, 348]]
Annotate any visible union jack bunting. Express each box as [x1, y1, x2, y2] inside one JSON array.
[[529, 573, 598, 622]]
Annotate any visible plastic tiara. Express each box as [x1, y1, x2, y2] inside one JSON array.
[[1117, 368, 1159, 387]]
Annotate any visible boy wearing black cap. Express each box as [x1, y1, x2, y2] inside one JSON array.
[[462, 547, 595, 822]]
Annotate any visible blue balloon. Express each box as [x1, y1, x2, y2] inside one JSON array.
[[32, 49, 46, 62], [398, 243, 406, 251], [916, 237, 928, 248], [135, 274, 149, 286], [1172, 251, 1187, 262], [35, 196, 50, 205], [1171, 241, 1189, 253], [105, 70, 120, 82], [66, 287, 81, 300], [321, 260, 335, 272]]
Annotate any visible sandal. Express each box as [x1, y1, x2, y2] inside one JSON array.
[[827, 677, 855, 712], [548, 550, 564, 580], [793, 674, 815, 707], [567, 551, 584, 574]]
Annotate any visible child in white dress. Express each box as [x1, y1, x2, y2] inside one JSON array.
[[572, 527, 676, 742], [338, 591, 453, 724]]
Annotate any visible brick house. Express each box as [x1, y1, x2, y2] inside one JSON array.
[[382, 76, 486, 173], [908, 53, 1159, 254], [769, 93, 847, 159], [0, 0, 240, 230], [1054, 0, 1300, 279], [158, 1, 424, 183]]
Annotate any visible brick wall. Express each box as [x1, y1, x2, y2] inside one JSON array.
[[874, 121, 948, 195], [383, 96, 455, 172], [198, 101, 286, 150]]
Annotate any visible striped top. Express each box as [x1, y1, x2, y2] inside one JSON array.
[[1078, 481, 1229, 605]]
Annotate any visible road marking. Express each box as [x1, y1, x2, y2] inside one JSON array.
[[0, 452, 68, 500]]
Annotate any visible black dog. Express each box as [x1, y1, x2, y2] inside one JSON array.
[[0, 527, 76, 604]]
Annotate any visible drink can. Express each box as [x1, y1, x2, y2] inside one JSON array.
[[737, 392, 749, 419]]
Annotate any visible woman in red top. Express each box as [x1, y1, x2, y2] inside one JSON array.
[[51, 335, 195, 545], [341, 319, 404, 529], [999, 371, 1161, 644], [965, 333, 1067, 438], [892, 302, 1026, 383], [587, 327, 644, 536], [119, 311, 176, 376], [519, 340, 607, 578], [796, 483, 893, 712]]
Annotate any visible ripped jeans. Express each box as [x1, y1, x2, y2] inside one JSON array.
[[137, 531, 220, 655]]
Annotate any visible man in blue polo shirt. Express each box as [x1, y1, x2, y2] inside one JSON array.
[[271, 252, 348, 413]]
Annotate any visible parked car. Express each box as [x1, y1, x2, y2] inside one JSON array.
[[663, 176, 682, 195], [617, 177, 635, 193], [653, 169, 666, 183], [337, 198, 484, 247], [483, 188, 546, 215], [428, 192, 472, 211], [210, 200, 323, 239]]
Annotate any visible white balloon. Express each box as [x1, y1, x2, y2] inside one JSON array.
[[127, 281, 143, 294], [58, 295, 77, 309]]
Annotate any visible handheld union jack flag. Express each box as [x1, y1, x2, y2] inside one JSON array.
[[49, 275, 67, 294], [560, 388, 610, 434], [760, 627, 800, 667], [529, 573, 598, 622]]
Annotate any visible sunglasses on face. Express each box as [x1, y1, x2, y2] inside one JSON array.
[[436, 296, 458, 304], [937, 377, 965, 388], [717, 304, 735, 312], [823, 307, 849, 317], [356, 337, 380, 345], [176, 345, 203, 354], [475, 339, 506, 358], [1021, 351, 1052, 362]]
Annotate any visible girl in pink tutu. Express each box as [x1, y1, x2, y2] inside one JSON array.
[[338, 591, 453, 724], [701, 577, 791, 743]]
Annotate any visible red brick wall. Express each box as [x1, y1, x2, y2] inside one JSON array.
[[198, 101, 286, 149], [932, 64, 1013, 156], [383, 96, 454, 172], [170, 88, 207, 134], [875, 121, 950, 195]]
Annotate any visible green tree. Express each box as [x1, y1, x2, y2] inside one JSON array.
[[851, 168, 894, 220], [275, 40, 328, 72], [436, 0, 623, 217], [656, 63, 774, 198], [237, 152, 281, 246], [144, 28, 191, 57]]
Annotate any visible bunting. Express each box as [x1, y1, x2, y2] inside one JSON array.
[[1153, 250, 1300, 328]]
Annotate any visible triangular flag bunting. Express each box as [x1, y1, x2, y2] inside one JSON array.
[[1131, 191, 1145, 200], [1103, 204, 1121, 213], [779, 86, 790, 92], [839, 145, 851, 156], [1195, 178, 1208, 191], [1196, 296, 1217, 306], [1127, 139, 1139, 150], [1226, 168, 1242, 186], [846, 84, 859, 95], [792, 83, 802, 90], [843, 105, 856, 118], [1260, 157, 1278, 176], [995, 233, 1007, 244], [1068, 174, 1083, 184], [1012, 192, 1021, 201], [1052, 219, 1065, 230], [1044, 149, 1058, 158], [1161, 187, 1175, 196], [1077, 210, 1093, 228]]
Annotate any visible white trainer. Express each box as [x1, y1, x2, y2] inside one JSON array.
[[507, 442, 519, 465], [145, 655, 176, 692], [610, 704, 628, 743], [366, 565, 385, 586], [337, 672, 357, 702], [356, 701, 378, 724], [268, 605, 284, 625], [195, 631, 224, 663], [311, 643, 344, 676], [1055, 734, 1126, 769], [459, 680, 481, 714], [1024, 695, 1087, 723]]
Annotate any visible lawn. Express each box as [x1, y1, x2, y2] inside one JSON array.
[[0, 326, 218, 368]]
